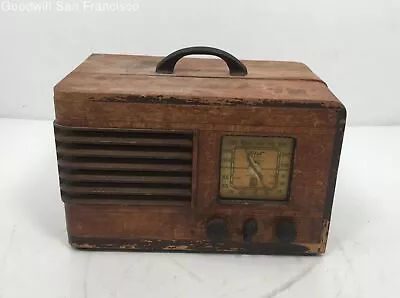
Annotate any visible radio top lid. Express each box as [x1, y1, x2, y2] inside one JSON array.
[[54, 46, 343, 109]]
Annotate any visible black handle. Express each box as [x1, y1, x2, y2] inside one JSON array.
[[156, 46, 248, 76]]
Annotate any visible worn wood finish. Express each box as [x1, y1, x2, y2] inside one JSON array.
[[54, 53, 346, 255], [71, 54, 323, 81], [65, 203, 322, 244], [55, 76, 340, 108], [55, 100, 338, 129]]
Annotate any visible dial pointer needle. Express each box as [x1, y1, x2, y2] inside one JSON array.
[[245, 150, 265, 187]]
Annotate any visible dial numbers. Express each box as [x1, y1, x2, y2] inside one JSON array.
[[219, 136, 294, 200]]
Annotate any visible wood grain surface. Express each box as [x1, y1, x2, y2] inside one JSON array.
[[54, 53, 346, 255]]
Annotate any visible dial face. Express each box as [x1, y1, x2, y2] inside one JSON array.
[[219, 136, 294, 200]]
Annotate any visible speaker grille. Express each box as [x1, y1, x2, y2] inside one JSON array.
[[55, 124, 193, 203]]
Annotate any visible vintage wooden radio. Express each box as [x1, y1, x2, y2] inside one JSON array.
[[54, 46, 346, 255]]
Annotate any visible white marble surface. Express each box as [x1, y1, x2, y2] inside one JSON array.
[[0, 118, 399, 298]]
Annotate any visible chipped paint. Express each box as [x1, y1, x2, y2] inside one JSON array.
[[94, 95, 342, 109], [73, 243, 97, 249], [70, 237, 315, 255], [299, 243, 321, 254], [318, 219, 330, 253], [299, 219, 330, 254], [163, 245, 190, 250]]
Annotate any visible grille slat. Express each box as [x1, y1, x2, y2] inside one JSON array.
[[60, 183, 191, 197], [59, 172, 191, 184], [55, 125, 193, 203], [55, 135, 192, 147], [57, 147, 192, 160], [58, 159, 192, 172]]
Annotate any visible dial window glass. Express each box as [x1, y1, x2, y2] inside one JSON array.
[[219, 136, 294, 201]]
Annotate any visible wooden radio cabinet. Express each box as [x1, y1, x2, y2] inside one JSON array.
[[54, 47, 346, 255]]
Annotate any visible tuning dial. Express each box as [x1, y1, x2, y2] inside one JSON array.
[[275, 219, 297, 243], [243, 219, 258, 243], [206, 218, 228, 242]]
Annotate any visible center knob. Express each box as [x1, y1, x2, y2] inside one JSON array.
[[206, 218, 228, 242], [243, 219, 258, 243]]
